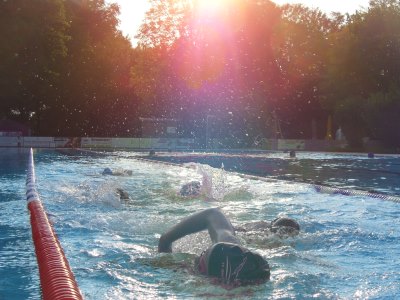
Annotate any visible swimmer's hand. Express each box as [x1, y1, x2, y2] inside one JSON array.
[[158, 235, 172, 253]]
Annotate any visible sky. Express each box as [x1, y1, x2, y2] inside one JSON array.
[[108, 0, 371, 45], [107, 0, 151, 45]]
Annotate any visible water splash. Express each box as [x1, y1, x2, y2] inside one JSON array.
[[197, 163, 227, 200]]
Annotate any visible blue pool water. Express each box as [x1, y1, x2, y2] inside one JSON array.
[[1, 149, 399, 299], [143, 151, 400, 197]]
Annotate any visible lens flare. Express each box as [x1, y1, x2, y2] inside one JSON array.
[[174, 0, 241, 89], [194, 0, 228, 16]]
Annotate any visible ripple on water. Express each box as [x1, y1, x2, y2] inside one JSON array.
[[1, 150, 400, 299]]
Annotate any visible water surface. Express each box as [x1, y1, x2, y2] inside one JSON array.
[[0, 149, 399, 299]]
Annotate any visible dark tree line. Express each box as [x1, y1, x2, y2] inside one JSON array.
[[134, 0, 400, 148], [0, 0, 138, 137], [1, 0, 399, 149]]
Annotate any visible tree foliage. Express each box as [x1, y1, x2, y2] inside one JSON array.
[[272, 4, 338, 138], [1, 0, 399, 149], [0, 0, 69, 129], [53, 0, 137, 137], [324, 0, 400, 147], [0, 0, 138, 136], [133, 0, 399, 148], [135, 0, 282, 143]]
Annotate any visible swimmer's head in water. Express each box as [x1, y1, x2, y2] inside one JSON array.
[[102, 168, 113, 175], [198, 242, 270, 284], [116, 188, 130, 200], [270, 217, 300, 236], [179, 181, 201, 197]]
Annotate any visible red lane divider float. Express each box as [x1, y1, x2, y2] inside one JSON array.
[[26, 148, 83, 300]]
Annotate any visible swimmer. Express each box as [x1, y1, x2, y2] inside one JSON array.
[[102, 167, 113, 175], [179, 181, 201, 197], [116, 188, 130, 201], [179, 165, 215, 199], [102, 168, 132, 176], [178, 180, 215, 201], [158, 208, 270, 286], [236, 217, 300, 237]]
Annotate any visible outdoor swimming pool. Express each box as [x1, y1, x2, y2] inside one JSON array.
[[1, 148, 399, 299]]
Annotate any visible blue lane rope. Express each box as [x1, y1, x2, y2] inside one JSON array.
[[313, 184, 400, 203]]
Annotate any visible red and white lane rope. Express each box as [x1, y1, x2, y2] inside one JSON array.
[[26, 148, 83, 300]]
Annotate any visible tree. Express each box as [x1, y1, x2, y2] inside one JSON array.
[[363, 88, 400, 147], [136, 0, 190, 48], [0, 0, 138, 137], [51, 0, 137, 136], [0, 0, 69, 132], [135, 0, 282, 142], [272, 4, 340, 138], [324, 0, 400, 147]]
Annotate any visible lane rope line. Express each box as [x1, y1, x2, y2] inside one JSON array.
[[65, 148, 400, 204], [26, 148, 83, 300], [134, 156, 400, 204]]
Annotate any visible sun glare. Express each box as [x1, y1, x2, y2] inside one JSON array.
[[194, 0, 228, 16], [177, 0, 238, 89]]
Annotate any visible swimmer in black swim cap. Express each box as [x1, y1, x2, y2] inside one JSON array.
[[102, 168, 132, 176], [179, 181, 202, 197], [236, 216, 299, 233], [270, 217, 300, 236], [116, 188, 130, 201], [158, 208, 270, 286], [102, 167, 113, 175]]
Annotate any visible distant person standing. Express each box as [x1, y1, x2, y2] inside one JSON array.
[[335, 127, 345, 141]]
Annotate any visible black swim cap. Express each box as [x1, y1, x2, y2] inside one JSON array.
[[270, 217, 300, 235], [206, 242, 270, 284], [180, 181, 201, 197], [102, 168, 112, 175]]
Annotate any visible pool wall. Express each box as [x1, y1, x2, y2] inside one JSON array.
[[0, 136, 349, 151]]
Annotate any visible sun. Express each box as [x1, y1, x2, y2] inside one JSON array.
[[193, 0, 229, 16], [196, 0, 225, 10]]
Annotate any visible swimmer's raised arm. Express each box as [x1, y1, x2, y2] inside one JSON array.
[[159, 208, 271, 284], [158, 208, 239, 253]]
